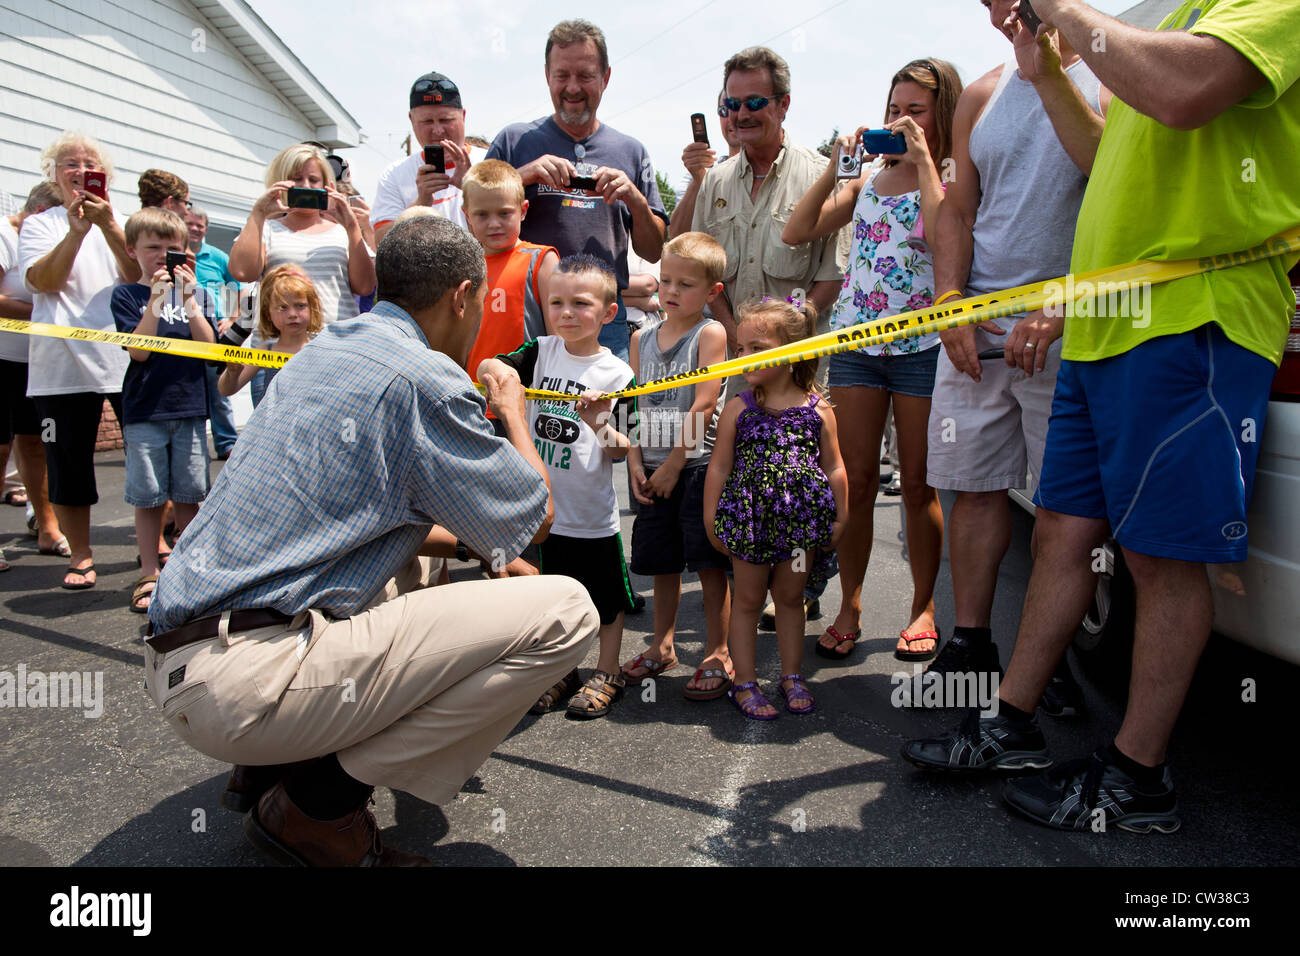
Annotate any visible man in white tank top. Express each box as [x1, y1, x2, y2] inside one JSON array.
[[909, 1, 1112, 699]]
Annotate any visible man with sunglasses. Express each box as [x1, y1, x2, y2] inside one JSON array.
[[371, 72, 478, 245], [689, 47, 850, 356], [486, 19, 669, 362]]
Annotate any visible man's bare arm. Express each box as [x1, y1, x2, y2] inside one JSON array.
[[1034, 0, 1266, 130]]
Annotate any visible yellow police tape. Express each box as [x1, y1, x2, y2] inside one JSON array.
[[3, 225, 1297, 400]]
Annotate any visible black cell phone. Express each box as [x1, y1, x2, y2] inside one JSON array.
[[422, 144, 446, 173], [1018, 0, 1043, 34], [286, 187, 329, 210], [165, 251, 187, 281], [691, 112, 710, 146], [569, 175, 598, 191]]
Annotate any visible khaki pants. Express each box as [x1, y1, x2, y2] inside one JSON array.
[[144, 568, 597, 806]]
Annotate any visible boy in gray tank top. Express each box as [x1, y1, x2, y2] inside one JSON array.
[[906, 10, 1112, 702], [621, 233, 735, 700]]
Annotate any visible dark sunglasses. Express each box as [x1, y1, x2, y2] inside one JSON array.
[[722, 95, 774, 113], [412, 78, 458, 94], [717, 104, 730, 118]]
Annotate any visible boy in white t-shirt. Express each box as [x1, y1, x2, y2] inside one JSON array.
[[478, 254, 635, 720]]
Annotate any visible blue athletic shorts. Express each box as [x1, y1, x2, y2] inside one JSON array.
[[1035, 323, 1274, 563]]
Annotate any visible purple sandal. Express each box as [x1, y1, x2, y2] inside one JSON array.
[[729, 681, 778, 721], [778, 674, 816, 715]]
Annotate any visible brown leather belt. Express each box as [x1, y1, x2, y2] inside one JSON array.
[[145, 608, 295, 654]]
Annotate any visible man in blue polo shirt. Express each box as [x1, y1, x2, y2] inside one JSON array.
[[186, 205, 238, 459]]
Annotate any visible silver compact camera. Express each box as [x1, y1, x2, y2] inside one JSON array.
[[836, 144, 864, 180]]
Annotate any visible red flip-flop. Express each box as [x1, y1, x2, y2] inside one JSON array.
[[814, 625, 860, 661], [895, 628, 940, 662]]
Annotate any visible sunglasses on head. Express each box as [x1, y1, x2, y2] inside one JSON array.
[[722, 95, 776, 113], [413, 78, 457, 94]]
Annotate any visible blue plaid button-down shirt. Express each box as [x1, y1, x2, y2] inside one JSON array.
[[149, 301, 548, 632]]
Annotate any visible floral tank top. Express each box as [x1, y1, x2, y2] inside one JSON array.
[[828, 161, 940, 356]]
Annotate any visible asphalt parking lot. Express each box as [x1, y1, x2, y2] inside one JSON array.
[[1, 450, 1296, 867]]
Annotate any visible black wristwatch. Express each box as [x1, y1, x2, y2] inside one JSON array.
[[455, 539, 470, 562]]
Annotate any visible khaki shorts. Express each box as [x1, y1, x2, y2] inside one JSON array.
[[926, 326, 1061, 493]]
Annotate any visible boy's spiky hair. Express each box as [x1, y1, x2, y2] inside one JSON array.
[[663, 232, 727, 285], [124, 207, 187, 247], [462, 159, 526, 206], [554, 254, 617, 307]]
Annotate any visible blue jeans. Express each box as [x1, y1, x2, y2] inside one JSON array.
[[597, 298, 630, 363], [206, 365, 237, 455]]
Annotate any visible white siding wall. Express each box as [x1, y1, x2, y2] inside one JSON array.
[[0, 0, 319, 228]]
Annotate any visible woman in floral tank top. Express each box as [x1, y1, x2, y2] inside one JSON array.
[[783, 59, 962, 665]]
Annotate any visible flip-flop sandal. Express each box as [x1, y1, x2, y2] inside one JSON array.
[[684, 665, 734, 701], [39, 537, 72, 558], [62, 564, 96, 590], [136, 551, 171, 569], [565, 670, 625, 720], [729, 681, 778, 721], [778, 674, 816, 715], [130, 574, 159, 614], [895, 628, 940, 662], [529, 667, 581, 715], [4, 490, 28, 506], [619, 652, 679, 684], [814, 625, 861, 661]]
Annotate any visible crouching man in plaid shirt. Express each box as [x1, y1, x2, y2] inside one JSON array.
[[144, 216, 596, 866]]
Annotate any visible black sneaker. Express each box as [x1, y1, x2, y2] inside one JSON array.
[[901, 709, 1053, 773], [1002, 749, 1180, 833], [1039, 674, 1087, 719], [896, 634, 1002, 707]]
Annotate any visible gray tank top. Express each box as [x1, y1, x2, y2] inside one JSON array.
[[637, 316, 724, 469], [967, 58, 1102, 311]]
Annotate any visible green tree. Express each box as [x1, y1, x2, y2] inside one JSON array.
[[656, 170, 678, 216], [816, 129, 840, 159]]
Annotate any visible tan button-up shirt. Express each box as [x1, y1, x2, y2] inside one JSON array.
[[691, 134, 849, 310]]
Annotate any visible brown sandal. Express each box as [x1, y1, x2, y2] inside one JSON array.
[[130, 574, 159, 613], [529, 667, 581, 715], [566, 670, 626, 720]]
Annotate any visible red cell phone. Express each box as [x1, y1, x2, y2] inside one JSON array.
[[83, 171, 108, 200]]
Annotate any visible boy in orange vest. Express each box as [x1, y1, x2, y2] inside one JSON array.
[[463, 160, 558, 435]]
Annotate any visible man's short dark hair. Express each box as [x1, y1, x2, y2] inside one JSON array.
[[723, 46, 791, 98], [545, 20, 609, 73], [376, 217, 486, 314]]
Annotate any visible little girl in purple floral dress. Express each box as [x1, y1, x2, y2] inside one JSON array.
[[704, 299, 848, 720]]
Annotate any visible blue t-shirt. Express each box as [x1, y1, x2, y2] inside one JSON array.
[[110, 283, 214, 425], [194, 242, 236, 321], [487, 116, 668, 291]]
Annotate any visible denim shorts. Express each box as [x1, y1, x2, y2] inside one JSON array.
[[827, 345, 940, 398], [123, 417, 211, 508]]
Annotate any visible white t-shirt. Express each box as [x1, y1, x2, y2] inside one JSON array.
[[504, 336, 634, 538], [18, 206, 129, 395], [369, 146, 485, 232], [0, 216, 33, 363], [262, 219, 360, 325]]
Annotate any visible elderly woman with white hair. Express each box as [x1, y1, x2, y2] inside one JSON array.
[[16, 131, 141, 590], [229, 142, 374, 326]]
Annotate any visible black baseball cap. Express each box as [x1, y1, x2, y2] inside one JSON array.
[[410, 72, 463, 110]]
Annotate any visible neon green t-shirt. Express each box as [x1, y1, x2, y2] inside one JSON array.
[[1064, 0, 1300, 365]]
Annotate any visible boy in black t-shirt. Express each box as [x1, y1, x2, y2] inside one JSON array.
[[111, 208, 216, 613]]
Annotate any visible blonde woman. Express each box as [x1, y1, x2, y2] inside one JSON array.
[[17, 131, 141, 589], [229, 143, 374, 324]]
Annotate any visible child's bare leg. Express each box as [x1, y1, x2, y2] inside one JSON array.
[[624, 574, 681, 678], [595, 612, 625, 675], [694, 567, 732, 691], [135, 505, 166, 578], [729, 558, 776, 717], [171, 501, 200, 534], [772, 561, 813, 710]]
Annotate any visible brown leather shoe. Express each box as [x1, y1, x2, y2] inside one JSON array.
[[243, 782, 432, 867], [222, 763, 300, 814]]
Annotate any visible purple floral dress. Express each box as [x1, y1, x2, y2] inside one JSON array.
[[714, 391, 836, 565]]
